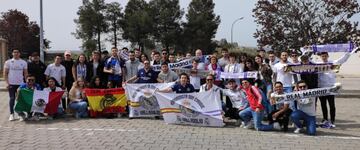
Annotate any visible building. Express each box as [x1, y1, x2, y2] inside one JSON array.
[[0, 38, 8, 73], [44, 49, 83, 63]]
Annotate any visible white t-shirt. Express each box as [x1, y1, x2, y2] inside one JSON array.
[[297, 98, 316, 116], [44, 63, 66, 86], [190, 76, 201, 90], [273, 62, 293, 87], [4, 58, 27, 85]]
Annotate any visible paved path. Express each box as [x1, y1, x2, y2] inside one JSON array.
[[0, 80, 359, 149]]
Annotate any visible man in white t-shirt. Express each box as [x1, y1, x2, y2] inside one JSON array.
[[273, 51, 293, 93], [44, 55, 66, 89], [3, 49, 28, 121], [273, 51, 294, 110]]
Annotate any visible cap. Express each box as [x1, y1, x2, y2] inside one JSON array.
[[64, 50, 72, 56]]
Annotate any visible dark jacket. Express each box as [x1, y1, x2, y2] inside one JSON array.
[[28, 61, 47, 87]]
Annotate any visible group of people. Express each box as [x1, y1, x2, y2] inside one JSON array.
[[3, 46, 358, 135]]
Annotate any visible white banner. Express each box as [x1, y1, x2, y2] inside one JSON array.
[[175, 68, 210, 78], [152, 58, 193, 71], [285, 63, 340, 74], [219, 71, 258, 79], [125, 82, 174, 118], [272, 83, 342, 103], [155, 90, 225, 127]]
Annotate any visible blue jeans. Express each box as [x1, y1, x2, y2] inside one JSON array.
[[69, 101, 88, 118], [239, 107, 273, 131], [291, 110, 316, 135], [8, 85, 20, 114]]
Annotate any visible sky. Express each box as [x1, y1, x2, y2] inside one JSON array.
[[0, 0, 359, 51]]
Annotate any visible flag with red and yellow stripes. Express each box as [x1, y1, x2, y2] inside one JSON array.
[[84, 88, 127, 117]]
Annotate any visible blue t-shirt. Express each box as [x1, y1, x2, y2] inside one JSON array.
[[105, 57, 123, 81], [19, 83, 42, 90], [136, 68, 157, 83], [171, 83, 195, 93]]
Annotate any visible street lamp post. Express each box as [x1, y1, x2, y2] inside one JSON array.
[[40, 0, 44, 62], [231, 17, 244, 44]]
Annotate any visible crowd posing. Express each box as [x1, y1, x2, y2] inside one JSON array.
[[3, 46, 358, 136]]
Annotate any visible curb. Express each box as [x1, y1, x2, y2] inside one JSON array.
[[0, 87, 6, 92]]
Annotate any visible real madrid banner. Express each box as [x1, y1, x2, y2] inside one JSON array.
[[175, 68, 210, 78], [152, 58, 193, 71], [125, 82, 174, 118], [84, 88, 127, 117], [272, 83, 342, 103], [284, 63, 340, 74], [155, 90, 225, 127], [219, 71, 258, 79]]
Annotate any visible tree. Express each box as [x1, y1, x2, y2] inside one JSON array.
[[0, 9, 50, 58], [74, 0, 108, 52], [122, 0, 154, 51], [149, 0, 183, 51], [253, 0, 360, 52], [183, 0, 220, 53], [106, 2, 123, 48]]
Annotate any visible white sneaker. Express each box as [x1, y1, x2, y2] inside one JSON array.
[[9, 114, 15, 121], [273, 122, 281, 130], [19, 116, 25, 122], [244, 122, 254, 129], [330, 123, 336, 128], [294, 128, 302, 134], [240, 121, 246, 128]]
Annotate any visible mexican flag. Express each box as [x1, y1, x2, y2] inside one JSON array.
[[15, 89, 64, 115], [84, 88, 127, 117]]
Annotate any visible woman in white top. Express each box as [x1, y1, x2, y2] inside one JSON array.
[[68, 77, 88, 118], [224, 53, 244, 85]]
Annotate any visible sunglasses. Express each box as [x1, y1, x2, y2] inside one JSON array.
[[206, 79, 214, 81], [162, 53, 167, 55], [291, 55, 298, 57]]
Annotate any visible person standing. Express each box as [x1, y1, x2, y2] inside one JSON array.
[[72, 54, 91, 83], [27, 52, 47, 88], [89, 51, 105, 84], [124, 51, 141, 81], [125, 60, 157, 84], [218, 48, 230, 69], [44, 55, 66, 90], [4, 49, 28, 121], [316, 49, 357, 127], [103, 47, 124, 88], [224, 53, 243, 85], [157, 62, 178, 83], [61, 50, 74, 92]]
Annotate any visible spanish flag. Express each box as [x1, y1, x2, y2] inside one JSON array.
[[84, 88, 127, 117]]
